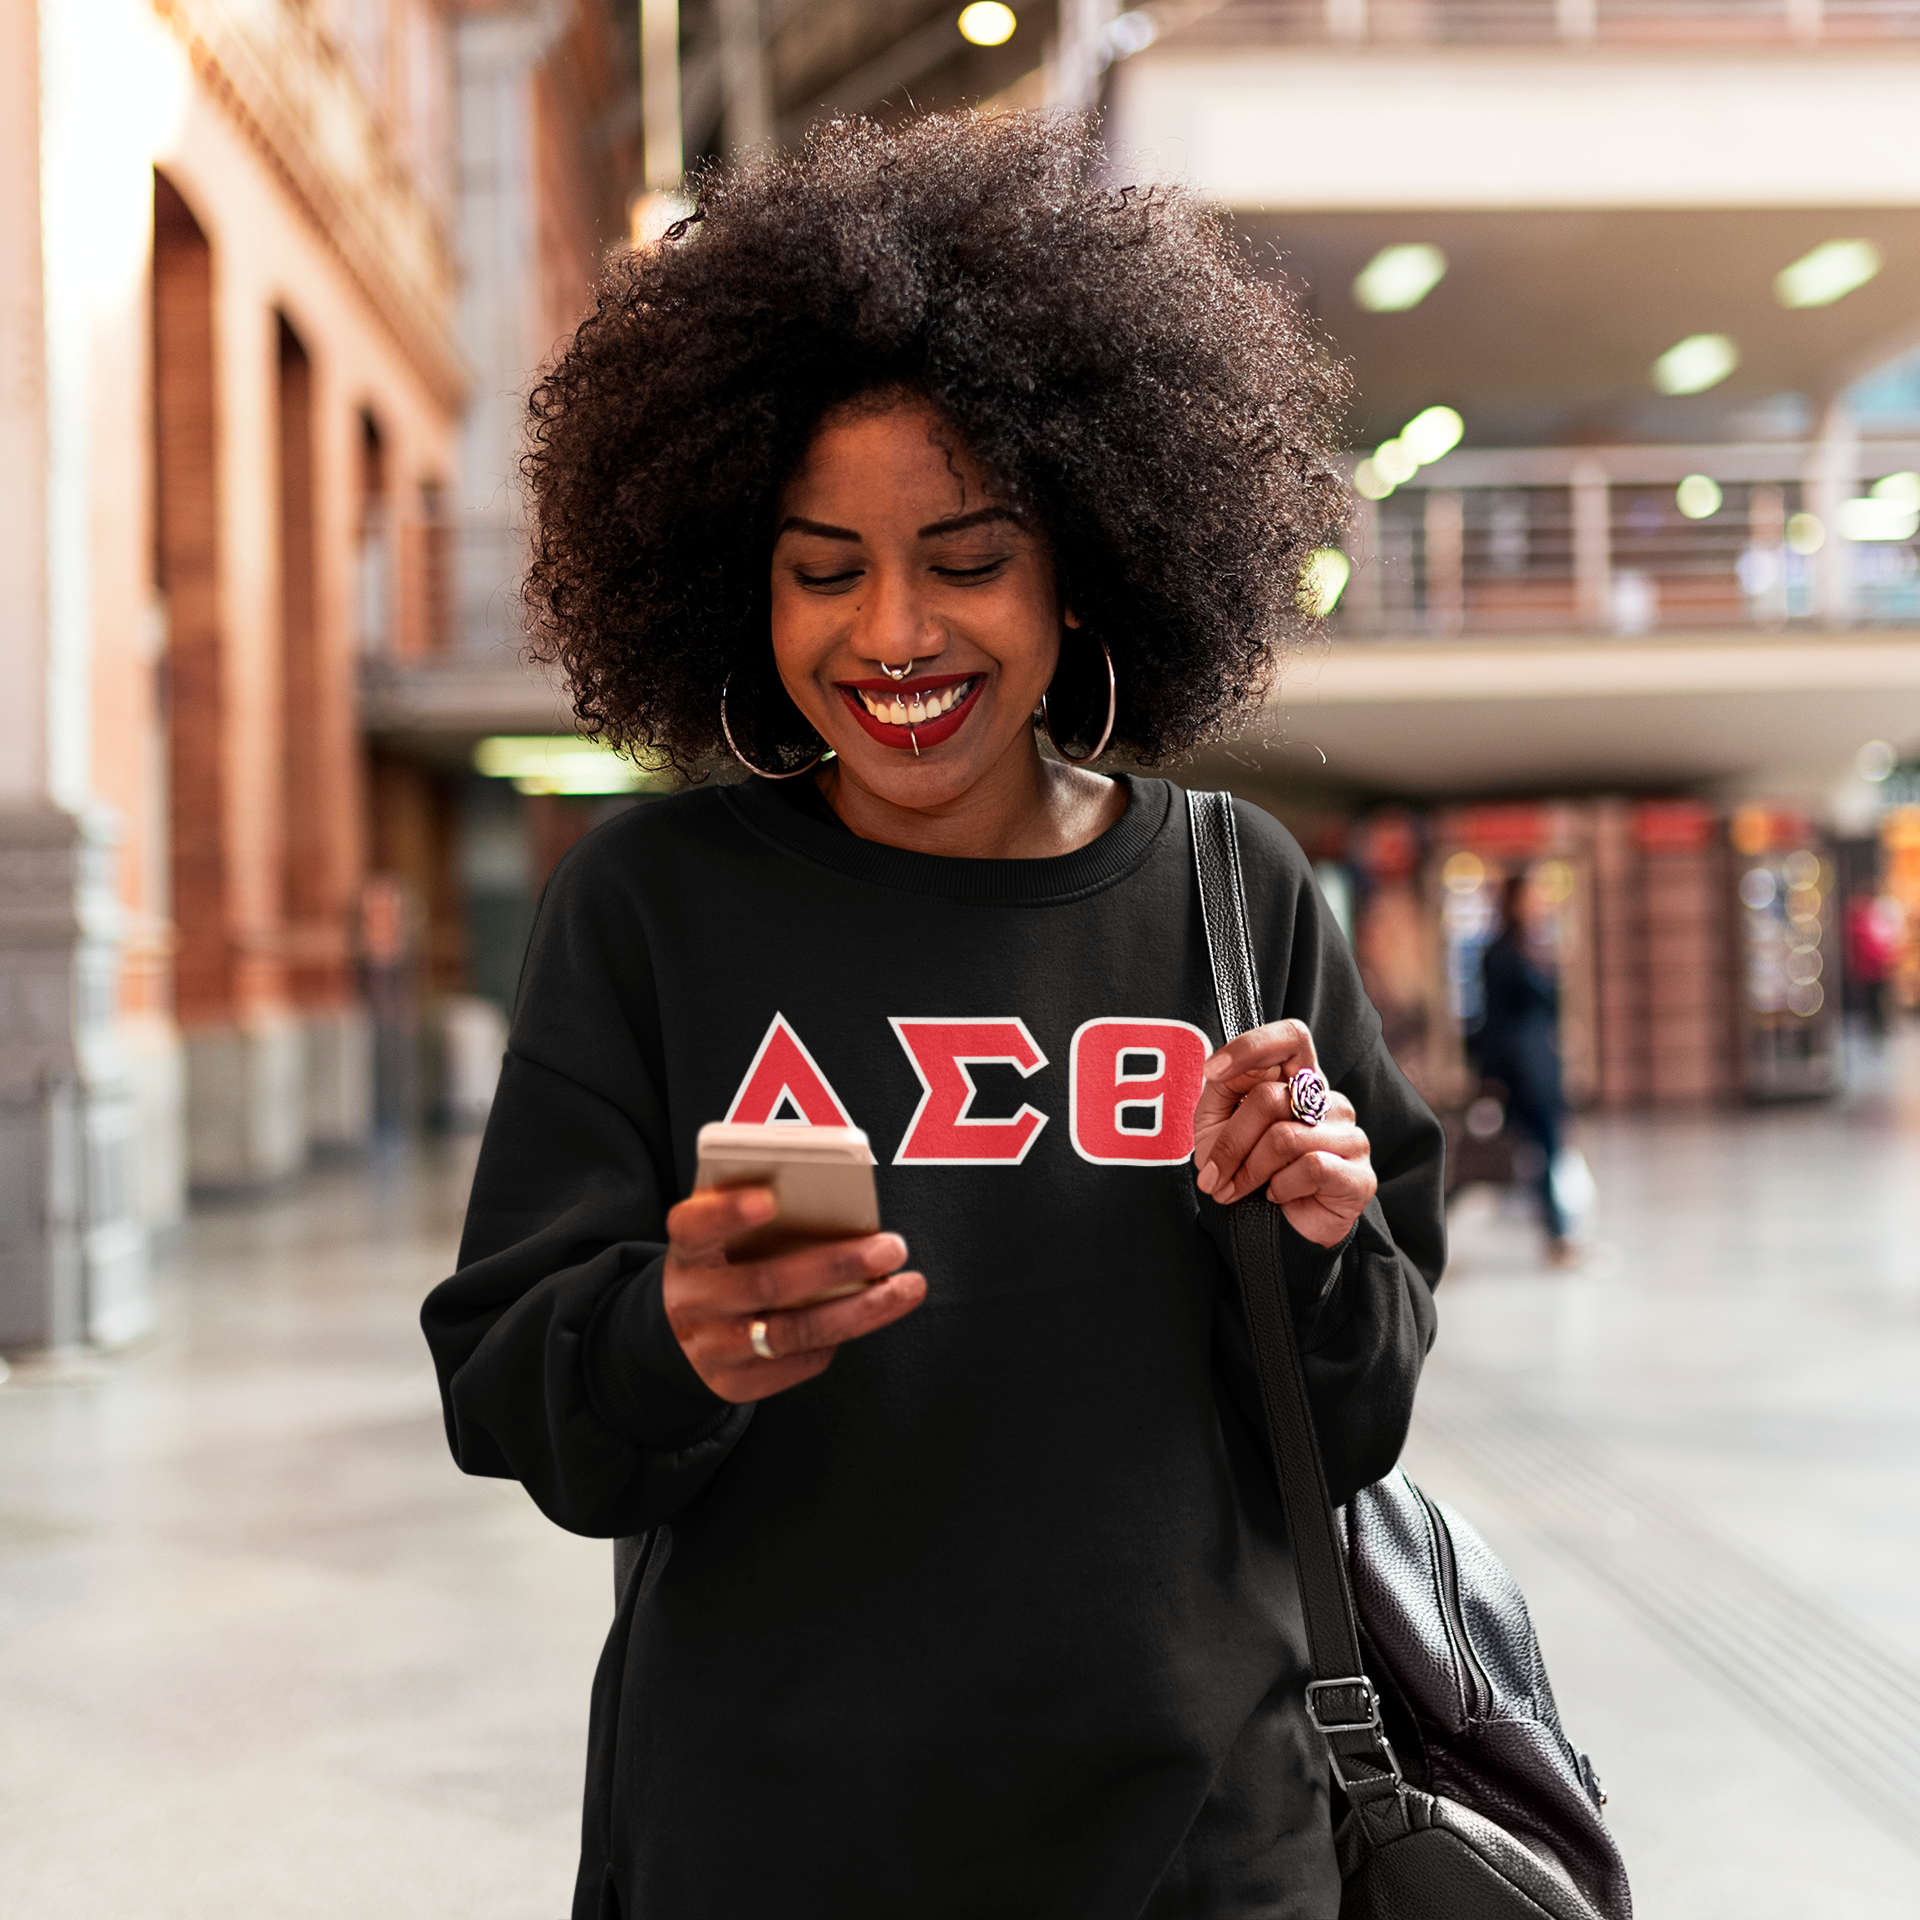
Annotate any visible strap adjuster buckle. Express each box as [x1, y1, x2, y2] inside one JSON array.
[[1306, 1676, 1404, 1798], [1305, 1676, 1382, 1735]]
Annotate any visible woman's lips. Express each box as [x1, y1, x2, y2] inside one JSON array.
[[836, 674, 983, 751]]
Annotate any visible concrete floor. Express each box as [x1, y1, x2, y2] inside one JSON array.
[[3, 1032, 1918, 1918]]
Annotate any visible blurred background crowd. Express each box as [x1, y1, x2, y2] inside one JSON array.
[[5, 6, 1920, 1911]]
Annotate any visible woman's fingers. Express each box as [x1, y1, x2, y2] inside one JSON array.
[[1213, 1120, 1368, 1207], [1265, 1147, 1376, 1218], [700, 1270, 928, 1403], [665, 1184, 778, 1260], [752, 1269, 928, 1361], [1191, 1018, 1323, 1144], [1202, 1018, 1320, 1091], [1196, 1083, 1357, 1200], [726, 1232, 910, 1313], [663, 1220, 922, 1403]]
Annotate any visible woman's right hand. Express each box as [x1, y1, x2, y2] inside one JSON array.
[[661, 1186, 927, 1403]]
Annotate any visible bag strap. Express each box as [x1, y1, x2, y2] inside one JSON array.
[[1186, 788, 1403, 1802]]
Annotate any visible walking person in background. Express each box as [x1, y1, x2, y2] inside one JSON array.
[[421, 113, 1446, 1920], [1479, 872, 1576, 1265], [1845, 886, 1900, 1042]]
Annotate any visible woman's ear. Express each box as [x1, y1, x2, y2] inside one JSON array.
[[1063, 606, 1082, 629]]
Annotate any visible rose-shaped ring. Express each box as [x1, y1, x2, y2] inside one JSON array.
[[1288, 1067, 1329, 1127]]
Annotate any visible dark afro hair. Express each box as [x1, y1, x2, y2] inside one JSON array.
[[521, 110, 1351, 777]]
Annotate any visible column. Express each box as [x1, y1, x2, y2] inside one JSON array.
[[1807, 399, 1857, 631], [0, 0, 150, 1352], [1570, 460, 1611, 630]]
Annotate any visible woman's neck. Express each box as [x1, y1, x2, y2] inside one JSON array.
[[815, 739, 1125, 860]]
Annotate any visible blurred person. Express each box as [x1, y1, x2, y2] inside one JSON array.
[[1845, 887, 1901, 1039], [1478, 872, 1575, 1264], [422, 115, 1445, 1920]]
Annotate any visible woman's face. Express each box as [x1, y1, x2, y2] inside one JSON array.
[[769, 397, 1068, 809]]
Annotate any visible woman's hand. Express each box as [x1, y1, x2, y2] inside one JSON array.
[[1191, 1019, 1377, 1248], [661, 1187, 927, 1403]]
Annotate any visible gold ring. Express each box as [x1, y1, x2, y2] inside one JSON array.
[[748, 1319, 776, 1361]]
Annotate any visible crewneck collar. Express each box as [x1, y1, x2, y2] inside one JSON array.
[[724, 773, 1172, 907]]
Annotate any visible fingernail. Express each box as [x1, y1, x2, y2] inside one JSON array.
[[741, 1188, 777, 1220], [872, 1234, 907, 1269], [1203, 1052, 1231, 1081], [1196, 1161, 1218, 1194]]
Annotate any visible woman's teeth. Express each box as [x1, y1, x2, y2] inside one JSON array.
[[855, 678, 976, 725]]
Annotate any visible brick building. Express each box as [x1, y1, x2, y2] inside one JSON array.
[[2, 0, 635, 1353]]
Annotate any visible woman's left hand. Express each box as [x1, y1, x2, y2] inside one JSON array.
[[1191, 1019, 1377, 1247]]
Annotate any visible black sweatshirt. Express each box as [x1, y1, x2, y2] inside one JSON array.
[[423, 776, 1445, 1920]]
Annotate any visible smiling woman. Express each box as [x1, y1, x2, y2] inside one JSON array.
[[427, 109, 1445, 1920], [521, 112, 1349, 787]]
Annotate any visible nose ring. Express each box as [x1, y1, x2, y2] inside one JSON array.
[[880, 661, 914, 682]]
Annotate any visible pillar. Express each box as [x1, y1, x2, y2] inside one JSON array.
[[0, 0, 150, 1351], [154, 172, 304, 1187]]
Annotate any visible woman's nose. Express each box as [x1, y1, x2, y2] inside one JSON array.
[[854, 568, 945, 675]]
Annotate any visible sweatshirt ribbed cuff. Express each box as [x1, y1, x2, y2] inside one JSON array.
[[1276, 1211, 1357, 1327], [584, 1254, 732, 1452]]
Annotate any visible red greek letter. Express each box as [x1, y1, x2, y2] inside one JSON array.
[[889, 1018, 1049, 1165], [1069, 1018, 1210, 1165]]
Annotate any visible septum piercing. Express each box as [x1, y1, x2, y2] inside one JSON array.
[[880, 660, 914, 681]]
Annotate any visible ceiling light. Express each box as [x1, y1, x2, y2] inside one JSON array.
[[1786, 512, 1824, 553], [1871, 470, 1920, 511], [1837, 496, 1920, 542], [1652, 333, 1738, 396], [1352, 458, 1394, 501], [474, 736, 661, 796], [1775, 239, 1883, 310], [958, 2, 1017, 46], [1400, 405, 1463, 464], [1857, 739, 1898, 783], [1298, 548, 1351, 617], [1373, 439, 1419, 487], [1675, 474, 1722, 520], [1353, 243, 1447, 314]]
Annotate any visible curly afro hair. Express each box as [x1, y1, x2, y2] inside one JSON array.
[[522, 110, 1350, 777]]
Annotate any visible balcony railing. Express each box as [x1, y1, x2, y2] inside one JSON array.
[[1181, 0, 1920, 43], [1332, 440, 1920, 637]]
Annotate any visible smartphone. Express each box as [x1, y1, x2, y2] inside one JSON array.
[[693, 1122, 881, 1280]]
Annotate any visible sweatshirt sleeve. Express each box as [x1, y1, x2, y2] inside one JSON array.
[[1201, 801, 1446, 1508], [420, 832, 749, 1539]]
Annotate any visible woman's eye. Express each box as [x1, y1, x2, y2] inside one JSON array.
[[793, 567, 862, 589], [933, 557, 1010, 581]]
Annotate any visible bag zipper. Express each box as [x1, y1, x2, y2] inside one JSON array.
[[1418, 1486, 1494, 1724]]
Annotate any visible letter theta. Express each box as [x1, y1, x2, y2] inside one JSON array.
[[890, 1018, 1049, 1165], [725, 1014, 855, 1127], [1069, 1018, 1210, 1164]]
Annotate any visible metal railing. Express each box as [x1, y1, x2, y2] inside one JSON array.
[[1333, 441, 1920, 637], [1180, 0, 1920, 43]]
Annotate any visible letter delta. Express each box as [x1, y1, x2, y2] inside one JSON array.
[[725, 1013, 1213, 1166]]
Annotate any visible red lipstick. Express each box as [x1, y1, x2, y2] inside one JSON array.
[[836, 674, 983, 751]]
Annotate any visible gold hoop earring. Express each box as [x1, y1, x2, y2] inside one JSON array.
[[720, 675, 826, 780], [1041, 634, 1117, 764]]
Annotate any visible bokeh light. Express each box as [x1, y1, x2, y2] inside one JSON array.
[[958, 3, 1017, 46], [1352, 243, 1447, 313]]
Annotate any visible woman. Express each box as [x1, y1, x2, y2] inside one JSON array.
[[424, 113, 1445, 1919]]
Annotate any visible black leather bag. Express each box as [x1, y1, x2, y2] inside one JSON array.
[[1187, 789, 1632, 1920]]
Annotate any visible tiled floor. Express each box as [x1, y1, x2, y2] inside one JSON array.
[[3, 1030, 1917, 1917]]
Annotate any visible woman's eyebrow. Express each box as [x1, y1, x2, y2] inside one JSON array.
[[918, 507, 1021, 539], [777, 516, 860, 540]]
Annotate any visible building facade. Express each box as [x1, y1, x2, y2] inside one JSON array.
[[2, 0, 633, 1355]]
